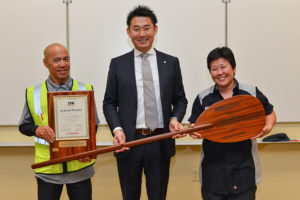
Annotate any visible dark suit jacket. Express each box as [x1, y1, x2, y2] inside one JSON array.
[[103, 49, 187, 158]]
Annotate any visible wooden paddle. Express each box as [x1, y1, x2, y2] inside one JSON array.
[[194, 95, 266, 143], [31, 95, 265, 169], [31, 124, 211, 169]]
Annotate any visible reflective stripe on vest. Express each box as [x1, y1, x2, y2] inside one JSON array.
[[71, 80, 92, 91], [33, 83, 49, 145], [33, 84, 42, 115], [78, 82, 86, 91]]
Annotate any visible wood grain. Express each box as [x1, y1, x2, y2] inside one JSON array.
[[195, 95, 266, 142]]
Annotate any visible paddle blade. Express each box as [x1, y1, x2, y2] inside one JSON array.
[[195, 95, 266, 143]]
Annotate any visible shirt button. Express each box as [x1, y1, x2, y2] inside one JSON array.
[[233, 185, 238, 190]]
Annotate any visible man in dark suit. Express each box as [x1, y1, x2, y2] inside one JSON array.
[[103, 5, 187, 200]]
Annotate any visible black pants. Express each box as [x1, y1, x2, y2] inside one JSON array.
[[201, 186, 257, 200], [117, 134, 171, 200], [37, 178, 92, 200]]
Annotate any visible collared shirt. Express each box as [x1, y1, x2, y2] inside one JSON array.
[[19, 76, 100, 184], [134, 48, 164, 129], [188, 79, 273, 195]]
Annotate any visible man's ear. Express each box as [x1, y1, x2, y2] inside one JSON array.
[[154, 25, 158, 35], [126, 27, 131, 38], [43, 58, 48, 69]]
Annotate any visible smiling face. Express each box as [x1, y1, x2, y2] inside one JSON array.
[[209, 57, 236, 90], [43, 44, 70, 85], [127, 16, 157, 53]]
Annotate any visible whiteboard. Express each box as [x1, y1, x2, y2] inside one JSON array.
[[0, 0, 299, 125]]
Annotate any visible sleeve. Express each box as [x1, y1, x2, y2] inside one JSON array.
[[171, 57, 188, 122], [94, 103, 100, 133], [256, 87, 274, 115], [91, 85, 100, 133], [188, 95, 204, 123], [18, 100, 38, 137], [102, 59, 122, 135]]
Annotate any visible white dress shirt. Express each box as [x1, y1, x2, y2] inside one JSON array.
[[134, 48, 164, 129]]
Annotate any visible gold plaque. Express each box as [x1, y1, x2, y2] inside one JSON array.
[[58, 141, 87, 148]]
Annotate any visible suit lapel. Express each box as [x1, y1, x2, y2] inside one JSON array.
[[126, 50, 137, 103], [155, 49, 166, 98]]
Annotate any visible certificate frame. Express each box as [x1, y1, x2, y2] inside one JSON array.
[[48, 90, 96, 160]]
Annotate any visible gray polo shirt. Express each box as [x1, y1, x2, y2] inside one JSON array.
[[19, 76, 100, 184]]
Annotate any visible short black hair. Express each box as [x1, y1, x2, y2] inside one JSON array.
[[127, 5, 158, 27], [207, 47, 236, 70]]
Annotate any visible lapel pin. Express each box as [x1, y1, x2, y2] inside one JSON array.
[[164, 61, 167, 64]]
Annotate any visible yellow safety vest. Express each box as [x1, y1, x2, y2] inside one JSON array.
[[26, 80, 95, 174]]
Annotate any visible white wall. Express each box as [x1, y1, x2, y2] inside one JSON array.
[[1, 0, 300, 124]]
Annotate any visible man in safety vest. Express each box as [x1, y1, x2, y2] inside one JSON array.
[[18, 43, 100, 200]]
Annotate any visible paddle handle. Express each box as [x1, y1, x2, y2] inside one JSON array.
[[31, 124, 211, 169]]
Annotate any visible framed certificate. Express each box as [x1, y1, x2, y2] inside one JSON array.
[[48, 91, 96, 160]]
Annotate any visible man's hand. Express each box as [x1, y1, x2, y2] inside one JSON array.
[[113, 129, 130, 153], [35, 126, 55, 143], [78, 157, 92, 163], [188, 123, 202, 139], [169, 118, 186, 139]]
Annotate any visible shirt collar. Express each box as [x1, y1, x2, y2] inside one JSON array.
[[46, 76, 73, 91], [134, 48, 155, 57]]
